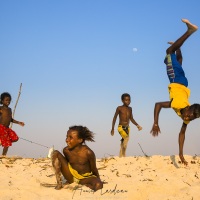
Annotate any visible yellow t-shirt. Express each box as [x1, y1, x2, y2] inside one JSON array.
[[168, 83, 190, 124]]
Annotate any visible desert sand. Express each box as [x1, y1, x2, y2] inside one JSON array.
[[0, 155, 200, 200]]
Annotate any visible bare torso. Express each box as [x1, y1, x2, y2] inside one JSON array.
[[118, 105, 132, 126], [0, 106, 12, 127], [63, 145, 92, 174]]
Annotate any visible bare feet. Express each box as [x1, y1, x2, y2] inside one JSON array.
[[55, 183, 63, 190], [0, 155, 6, 158], [179, 154, 188, 166], [182, 19, 198, 34], [168, 41, 174, 45]]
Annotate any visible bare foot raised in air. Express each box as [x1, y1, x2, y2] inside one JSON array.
[[168, 41, 174, 45], [182, 19, 198, 33]]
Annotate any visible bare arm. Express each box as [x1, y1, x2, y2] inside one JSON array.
[[178, 122, 188, 165], [150, 101, 171, 136], [88, 150, 100, 178], [11, 118, 25, 126], [111, 107, 119, 136], [130, 108, 142, 131]]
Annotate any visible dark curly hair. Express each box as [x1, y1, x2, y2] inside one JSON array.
[[190, 104, 200, 119], [121, 93, 130, 100], [0, 92, 12, 104], [69, 125, 95, 143]]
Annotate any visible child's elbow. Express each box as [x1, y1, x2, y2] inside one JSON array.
[[154, 103, 159, 109], [155, 102, 160, 107]]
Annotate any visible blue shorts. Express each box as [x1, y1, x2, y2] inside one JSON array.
[[164, 54, 188, 87]]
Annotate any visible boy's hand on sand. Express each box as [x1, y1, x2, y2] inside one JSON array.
[[137, 125, 142, 131], [111, 130, 114, 136], [179, 154, 188, 166], [150, 124, 160, 136]]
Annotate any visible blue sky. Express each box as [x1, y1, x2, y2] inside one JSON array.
[[1, 1, 200, 158]]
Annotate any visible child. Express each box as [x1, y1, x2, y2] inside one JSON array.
[[150, 19, 199, 165], [51, 125, 103, 191], [0, 92, 25, 156], [111, 93, 142, 157]]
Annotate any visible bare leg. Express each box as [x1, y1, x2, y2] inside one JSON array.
[[2, 137, 19, 156], [51, 150, 73, 190], [168, 41, 183, 64], [167, 19, 198, 54], [80, 177, 103, 191], [52, 156, 62, 190], [119, 141, 123, 157], [2, 147, 9, 156], [119, 136, 129, 157]]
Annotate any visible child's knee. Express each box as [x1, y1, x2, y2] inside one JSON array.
[[51, 150, 60, 161], [52, 150, 61, 156], [95, 181, 103, 191]]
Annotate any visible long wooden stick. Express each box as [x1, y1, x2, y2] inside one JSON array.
[[9, 84, 51, 150], [10, 83, 22, 128]]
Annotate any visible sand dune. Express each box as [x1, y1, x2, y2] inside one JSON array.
[[0, 155, 199, 200]]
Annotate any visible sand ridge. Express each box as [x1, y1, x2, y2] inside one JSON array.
[[0, 155, 200, 200]]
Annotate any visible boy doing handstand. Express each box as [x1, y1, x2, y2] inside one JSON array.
[[0, 92, 25, 156], [52, 125, 103, 191], [151, 19, 199, 165], [111, 93, 142, 157]]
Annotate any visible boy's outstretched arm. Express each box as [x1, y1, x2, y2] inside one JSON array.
[[179, 122, 188, 165], [11, 118, 25, 126], [111, 107, 119, 136], [150, 101, 171, 136], [130, 108, 142, 130]]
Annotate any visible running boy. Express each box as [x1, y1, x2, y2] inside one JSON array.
[[0, 92, 25, 156], [111, 93, 142, 157], [151, 19, 199, 165], [52, 125, 103, 191]]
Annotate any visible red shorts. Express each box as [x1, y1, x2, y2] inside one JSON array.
[[0, 124, 19, 147]]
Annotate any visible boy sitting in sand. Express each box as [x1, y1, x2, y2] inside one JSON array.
[[151, 19, 199, 165], [0, 92, 25, 156], [111, 93, 142, 157], [52, 125, 103, 191]]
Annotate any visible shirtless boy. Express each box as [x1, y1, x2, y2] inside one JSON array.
[[0, 92, 25, 156], [111, 93, 142, 157], [52, 125, 103, 191], [151, 19, 199, 165]]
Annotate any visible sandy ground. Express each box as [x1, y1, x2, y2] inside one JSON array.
[[0, 155, 200, 200]]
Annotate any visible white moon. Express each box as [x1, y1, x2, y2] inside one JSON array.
[[133, 48, 138, 52]]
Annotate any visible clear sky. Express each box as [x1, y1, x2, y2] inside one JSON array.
[[1, 1, 200, 158]]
